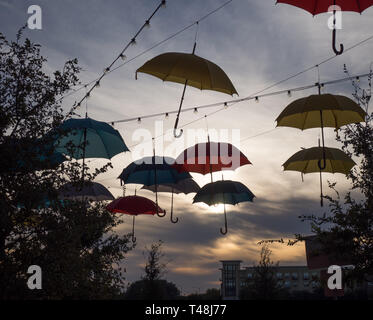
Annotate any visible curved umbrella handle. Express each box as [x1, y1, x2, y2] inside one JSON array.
[[157, 210, 166, 218], [173, 116, 183, 138], [332, 23, 343, 56], [131, 216, 137, 242], [219, 203, 228, 235], [170, 191, 179, 223], [173, 127, 183, 138], [317, 158, 326, 170]]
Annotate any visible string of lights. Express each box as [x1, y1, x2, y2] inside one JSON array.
[[58, 0, 234, 105], [111, 72, 371, 125], [62, 0, 167, 115]]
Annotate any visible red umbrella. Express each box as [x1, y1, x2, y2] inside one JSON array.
[[277, 0, 373, 55], [172, 140, 251, 182], [106, 195, 165, 242]]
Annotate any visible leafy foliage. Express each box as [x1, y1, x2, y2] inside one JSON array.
[[0, 29, 134, 299]]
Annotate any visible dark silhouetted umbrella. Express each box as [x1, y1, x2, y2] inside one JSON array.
[[58, 182, 115, 201], [193, 180, 255, 235], [141, 177, 200, 223]]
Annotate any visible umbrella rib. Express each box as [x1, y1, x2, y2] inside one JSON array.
[[96, 129, 112, 159]]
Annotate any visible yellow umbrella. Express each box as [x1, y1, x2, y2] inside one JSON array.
[[283, 145, 356, 206], [276, 93, 366, 170], [276, 94, 366, 130], [136, 48, 238, 137]]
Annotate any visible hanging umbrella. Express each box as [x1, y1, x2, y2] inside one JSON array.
[[55, 117, 129, 159], [53, 117, 129, 179], [118, 156, 191, 217], [276, 93, 366, 171], [193, 180, 255, 235], [58, 182, 115, 201], [1, 137, 66, 173], [141, 178, 200, 223], [276, 0, 373, 55], [283, 145, 355, 206], [106, 195, 165, 242], [172, 141, 251, 182], [136, 51, 238, 137]]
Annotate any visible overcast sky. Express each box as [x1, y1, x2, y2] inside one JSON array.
[[1, 0, 372, 294]]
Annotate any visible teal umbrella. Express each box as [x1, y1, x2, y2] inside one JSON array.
[[53, 117, 129, 180], [193, 180, 255, 235], [55, 117, 129, 160]]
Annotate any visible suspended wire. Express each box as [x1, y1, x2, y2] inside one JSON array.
[[124, 70, 371, 151], [62, 0, 167, 116], [112, 72, 371, 124], [57, 0, 233, 105]]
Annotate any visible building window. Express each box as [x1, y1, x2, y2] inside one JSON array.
[[247, 273, 253, 279], [303, 272, 310, 280], [284, 281, 291, 288], [303, 281, 309, 287], [284, 273, 290, 279], [293, 281, 298, 287], [311, 272, 319, 280], [292, 272, 298, 280], [276, 272, 283, 279]]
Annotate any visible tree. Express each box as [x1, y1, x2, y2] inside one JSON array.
[[298, 64, 373, 285], [240, 245, 283, 300], [0, 28, 134, 299], [185, 288, 221, 300], [125, 241, 180, 300]]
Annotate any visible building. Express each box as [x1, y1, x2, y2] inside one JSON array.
[[220, 260, 321, 300]]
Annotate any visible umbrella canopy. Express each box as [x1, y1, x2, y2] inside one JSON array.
[[277, 0, 373, 15], [193, 180, 255, 235], [119, 156, 191, 186], [55, 117, 129, 160], [136, 52, 238, 96], [58, 182, 115, 201], [193, 180, 255, 206], [106, 195, 165, 242], [283, 146, 356, 174], [283, 145, 356, 206], [276, 0, 373, 55], [106, 195, 165, 215], [136, 52, 237, 137], [172, 141, 251, 178], [276, 94, 366, 130], [141, 178, 200, 194], [141, 177, 200, 223]]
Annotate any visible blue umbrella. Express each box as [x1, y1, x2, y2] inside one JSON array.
[[55, 117, 129, 160], [118, 156, 191, 218], [193, 180, 255, 235]]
